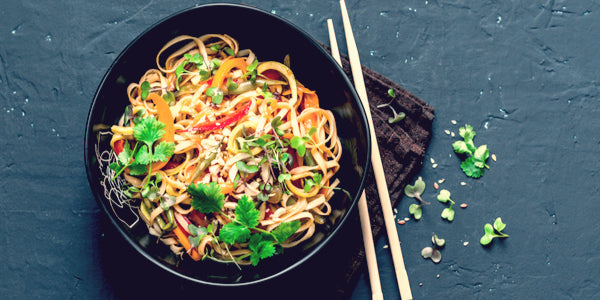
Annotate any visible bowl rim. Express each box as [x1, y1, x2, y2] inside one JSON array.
[[84, 2, 371, 287]]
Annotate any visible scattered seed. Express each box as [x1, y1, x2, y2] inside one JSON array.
[[460, 181, 466, 186], [492, 154, 497, 161], [463, 241, 469, 246], [438, 178, 445, 184], [398, 220, 406, 225], [436, 274, 440, 279], [394, 208, 398, 214], [450, 132, 455, 137], [434, 182, 439, 189], [383, 245, 389, 249], [430, 157, 435, 164], [404, 217, 410, 221], [444, 129, 451, 135], [451, 120, 457, 125], [460, 203, 468, 208], [419, 283, 423, 287], [432, 163, 438, 168]]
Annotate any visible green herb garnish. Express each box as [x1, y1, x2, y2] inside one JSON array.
[[480, 217, 509, 246], [452, 124, 490, 178], [437, 189, 455, 222], [404, 177, 429, 220], [206, 87, 224, 105], [289, 127, 316, 157], [140, 81, 150, 100], [421, 233, 444, 263]]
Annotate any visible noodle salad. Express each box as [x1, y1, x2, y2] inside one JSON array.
[[108, 34, 342, 267]]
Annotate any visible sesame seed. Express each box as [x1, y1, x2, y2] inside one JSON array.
[[450, 132, 455, 137], [492, 154, 497, 161], [438, 178, 445, 184], [463, 241, 469, 246], [404, 217, 410, 221], [432, 163, 438, 168], [460, 203, 468, 208], [451, 120, 457, 125], [394, 208, 398, 213], [434, 182, 439, 189], [436, 274, 440, 278], [383, 245, 389, 249], [460, 181, 466, 186], [419, 283, 423, 287], [444, 129, 450, 135], [430, 158, 435, 164]]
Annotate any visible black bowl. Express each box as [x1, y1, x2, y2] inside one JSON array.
[[84, 3, 370, 287]]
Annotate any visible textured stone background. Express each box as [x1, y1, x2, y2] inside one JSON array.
[[1, 0, 599, 299]]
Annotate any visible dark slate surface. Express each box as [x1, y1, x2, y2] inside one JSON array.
[[1, 0, 599, 299]]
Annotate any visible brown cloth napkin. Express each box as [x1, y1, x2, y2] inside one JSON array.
[[321, 45, 435, 297]]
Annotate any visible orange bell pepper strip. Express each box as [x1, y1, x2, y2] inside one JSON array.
[[211, 57, 248, 89], [146, 93, 175, 171], [173, 226, 202, 261]]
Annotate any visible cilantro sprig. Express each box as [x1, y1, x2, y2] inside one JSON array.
[[110, 117, 175, 182], [186, 183, 301, 266], [452, 124, 490, 178]]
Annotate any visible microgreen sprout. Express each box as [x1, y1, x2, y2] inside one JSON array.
[[404, 177, 429, 220], [376, 88, 405, 124], [421, 233, 445, 263], [206, 87, 224, 105], [437, 189, 456, 222], [289, 127, 316, 157], [452, 124, 490, 178], [480, 217, 509, 246], [245, 60, 259, 83]]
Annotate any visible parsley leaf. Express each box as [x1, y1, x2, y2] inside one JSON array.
[[188, 182, 225, 214], [461, 157, 485, 178], [271, 220, 301, 243], [235, 195, 260, 228]]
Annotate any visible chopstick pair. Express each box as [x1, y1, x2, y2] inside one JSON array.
[[327, 1, 413, 299]]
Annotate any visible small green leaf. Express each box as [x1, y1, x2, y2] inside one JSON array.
[[404, 177, 425, 198], [441, 207, 455, 221], [388, 112, 405, 124], [461, 158, 484, 178], [409, 203, 422, 220], [278, 173, 291, 183], [308, 126, 317, 136], [162, 91, 175, 104], [226, 77, 238, 91], [480, 233, 493, 246], [484, 223, 495, 235], [210, 44, 222, 51], [236, 160, 259, 174], [206, 87, 224, 105], [493, 217, 506, 232], [459, 124, 475, 141], [421, 246, 433, 258], [452, 140, 472, 155], [224, 47, 235, 56], [432, 234, 445, 247], [140, 81, 150, 100], [388, 88, 395, 98], [473, 145, 489, 162], [437, 189, 452, 203], [235, 195, 260, 228], [219, 222, 251, 244], [128, 164, 147, 176]]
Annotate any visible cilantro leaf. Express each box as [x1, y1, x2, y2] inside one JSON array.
[[235, 195, 260, 228], [128, 164, 147, 176], [134, 144, 151, 165], [473, 145, 489, 162], [188, 182, 225, 214], [219, 222, 251, 244], [271, 220, 301, 243], [249, 234, 276, 266], [152, 141, 175, 162], [459, 124, 475, 141], [133, 117, 165, 147], [452, 140, 472, 155], [461, 157, 484, 178], [117, 141, 133, 166]]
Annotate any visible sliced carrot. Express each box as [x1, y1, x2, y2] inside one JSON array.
[[282, 132, 295, 140], [145, 93, 175, 171], [173, 226, 202, 261], [219, 182, 234, 195], [211, 57, 248, 89]]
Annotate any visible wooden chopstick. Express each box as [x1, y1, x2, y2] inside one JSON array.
[[338, 1, 413, 299], [327, 19, 384, 300]]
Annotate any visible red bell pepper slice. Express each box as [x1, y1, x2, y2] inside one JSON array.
[[178, 102, 250, 133]]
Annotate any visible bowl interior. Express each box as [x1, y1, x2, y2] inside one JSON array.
[[85, 3, 370, 286]]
